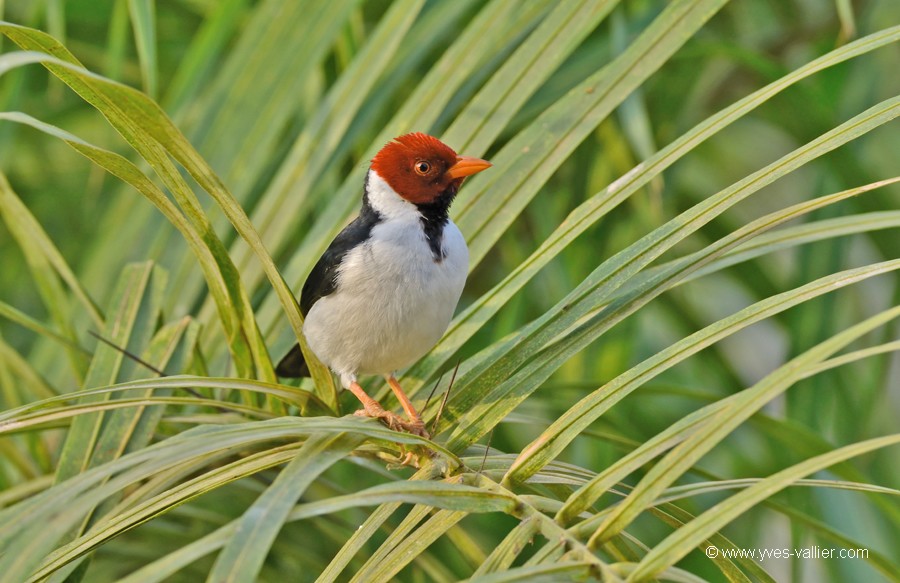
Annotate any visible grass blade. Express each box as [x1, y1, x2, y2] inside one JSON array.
[[589, 305, 900, 547], [504, 182, 899, 485], [55, 262, 165, 483], [126, 0, 156, 97], [207, 432, 363, 583], [443, 96, 900, 452], [453, 0, 729, 269], [0, 110, 266, 388], [631, 434, 900, 581]]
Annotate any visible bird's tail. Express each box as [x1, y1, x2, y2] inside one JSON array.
[[275, 344, 310, 377]]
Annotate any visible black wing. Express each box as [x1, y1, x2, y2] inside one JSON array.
[[276, 201, 382, 377], [298, 206, 380, 316]]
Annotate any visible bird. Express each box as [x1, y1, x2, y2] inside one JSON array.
[[276, 132, 491, 437]]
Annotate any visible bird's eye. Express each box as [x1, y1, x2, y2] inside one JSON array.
[[414, 161, 431, 175]]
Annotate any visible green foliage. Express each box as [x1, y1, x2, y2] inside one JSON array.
[[1, 1, 898, 581]]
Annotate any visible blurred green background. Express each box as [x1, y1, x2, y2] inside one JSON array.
[[1, 0, 899, 581]]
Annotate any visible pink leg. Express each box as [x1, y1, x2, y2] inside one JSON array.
[[348, 381, 426, 437], [386, 376, 428, 438]]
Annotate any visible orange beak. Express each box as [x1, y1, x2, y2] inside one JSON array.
[[447, 155, 492, 180]]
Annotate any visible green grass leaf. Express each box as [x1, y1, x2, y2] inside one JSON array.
[[443, 96, 900, 452], [55, 262, 165, 483], [506, 182, 900, 486], [126, 0, 156, 98], [208, 432, 363, 583], [631, 434, 900, 581], [589, 305, 900, 548]]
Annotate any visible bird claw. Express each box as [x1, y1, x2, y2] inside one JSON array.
[[354, 406, 430, 439], [354, 406, 403, 429], [405, 419, 430, 439], [397, 449, 419, 468], [352, 407, 435, 469]]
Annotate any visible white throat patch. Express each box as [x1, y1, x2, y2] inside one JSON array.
[[366, 170, 421, 222]]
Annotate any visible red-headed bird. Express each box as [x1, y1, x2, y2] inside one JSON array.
[[276, 133, 491, 436]]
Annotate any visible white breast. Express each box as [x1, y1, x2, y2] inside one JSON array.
[[303, 172, 468, 387]]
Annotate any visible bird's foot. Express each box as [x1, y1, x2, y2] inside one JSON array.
[[384, 375, 430, 439], [354, 405, 405, 430], [377, 447, 422, 469], [404, 418, 430, 439], [353, 403, 428, 438], [355, 408, 429, 469], [348, 381, 430, 438]]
